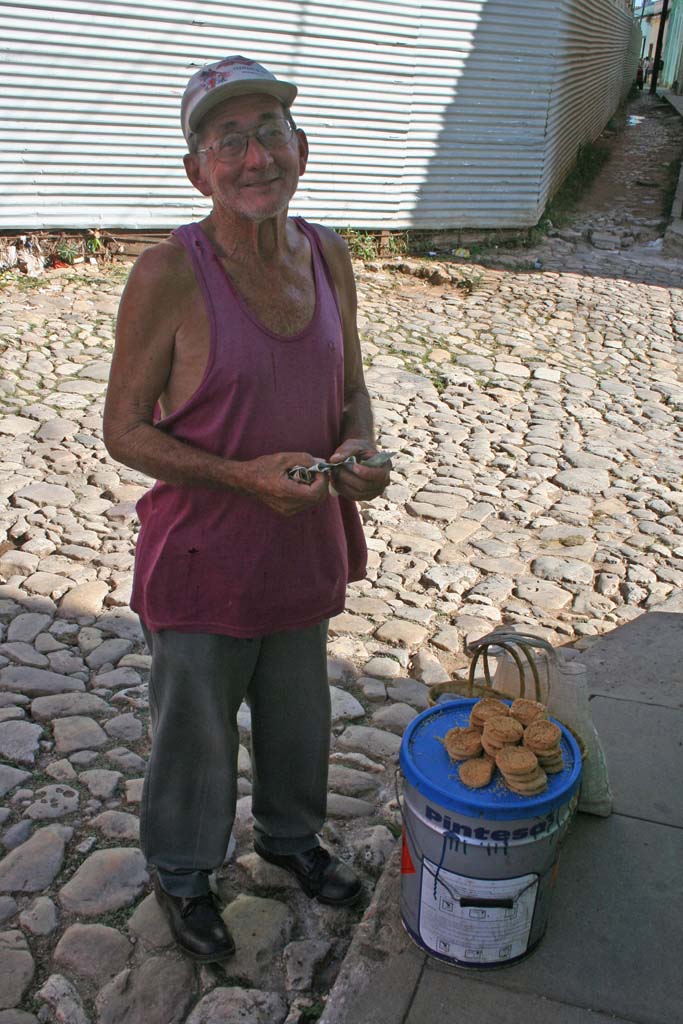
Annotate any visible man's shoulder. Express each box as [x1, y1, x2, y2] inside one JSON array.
[[303, 221, 349, 259], [300, 221, 351, 283], [134, 235, 191, 279], [125, 235, 196, 302]]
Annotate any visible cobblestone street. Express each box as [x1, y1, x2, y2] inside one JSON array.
[[1, 96, 682, 1023]]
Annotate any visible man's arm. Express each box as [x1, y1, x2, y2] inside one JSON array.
[[314, 226, 391, 500], [103, 242, 328, 517]]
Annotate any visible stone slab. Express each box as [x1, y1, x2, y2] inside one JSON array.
[[590, 697, 683, 827], [185, 988, 288, 1024], [95, 956, 195, 1024], [52, 715, 108, 753], [53, 923, 132, 984], [324, 812, 682, 1024], [30, 692, 111, 721], [0, 721, 43, 765], [0, 765, 31, 799], [221, 894, 294, 988], [319, 847, 424, 1024], [424, 814, 682, 1024], [0, 667, 85, 697], [0, 826, 72, 893], [58, 848, 148, 915], [580, 611, 683, 708], [408, 969, 640, 1024], [0, 931, 34, 1011], [0, 1010, 39, 1023]]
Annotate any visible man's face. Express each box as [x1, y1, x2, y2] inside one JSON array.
[[185, 93, 308, 222]]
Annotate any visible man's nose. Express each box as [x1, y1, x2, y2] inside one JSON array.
[[243, 135, 274, 169]]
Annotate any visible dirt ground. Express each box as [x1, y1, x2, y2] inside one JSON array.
[[569, 91, 682, 225]]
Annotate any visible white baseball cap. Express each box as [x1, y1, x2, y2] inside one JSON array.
[[181, 56, 298, 143]]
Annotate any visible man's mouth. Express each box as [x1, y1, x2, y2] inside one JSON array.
[[243, 178, 280, 188]]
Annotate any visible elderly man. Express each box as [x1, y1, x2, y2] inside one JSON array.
[[103, 56, 391, 962]]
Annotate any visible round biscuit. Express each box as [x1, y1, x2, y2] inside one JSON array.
[[481, 735, 504, 757], [524, 719, 561, 753], [470, 699, 509, 727], [443, 726, 483, 760], [458, 757, 495, 789], [536, 747, 562, 763], [510, 698, 548, 727], [484, 715, 523, 744], [495, 745, 538, 775], [506, 771, 547, 794]]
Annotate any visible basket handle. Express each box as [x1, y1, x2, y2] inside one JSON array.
[[467, 639, 542, 701], [468, 629, 558, 661]]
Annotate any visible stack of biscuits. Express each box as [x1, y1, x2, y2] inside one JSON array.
[[470, 697, 510, 730], [443, 726, 483, 760], [509, 697, 548, 727], [440, 696, 564, 795], [523, 720, 564, 774], [481, 715, 523, 758], [495, 745, 547, 795]]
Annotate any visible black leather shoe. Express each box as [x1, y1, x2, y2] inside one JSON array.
[[254, 842, 362, 906], [152, 874, 235, 962]]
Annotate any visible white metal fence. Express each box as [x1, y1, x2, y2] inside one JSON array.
[[0, 0, 639, 230]]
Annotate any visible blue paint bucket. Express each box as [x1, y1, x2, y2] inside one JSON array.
[[399, 699, 581, 968]]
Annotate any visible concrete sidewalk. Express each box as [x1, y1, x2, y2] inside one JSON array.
[[321, 613, 683, 1024]]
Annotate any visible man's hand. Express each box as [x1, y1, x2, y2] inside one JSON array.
[[327, 438, 391, 502], [242, 452, 330, 516]]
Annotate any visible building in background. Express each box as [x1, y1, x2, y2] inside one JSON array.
[[635, 0, 666, 63], [635, 0, 683, 90], [0, 0, 640, 232], [660, 0, 683, 89]]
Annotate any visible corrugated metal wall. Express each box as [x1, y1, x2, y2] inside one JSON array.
[[398, 0, 558, 228], [0, 0, 638, 231]]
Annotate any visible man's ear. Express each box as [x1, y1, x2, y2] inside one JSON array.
[[296, 129, 309, 177], [183, 153, 213, 197]]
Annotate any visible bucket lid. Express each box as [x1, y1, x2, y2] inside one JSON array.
[[400, 699, 582, 820]]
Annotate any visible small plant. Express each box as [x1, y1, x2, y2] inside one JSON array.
[[454, 270, 483, 294], [300, 1003, 326, 1023], [55, 238, 80, 264], [383, 231, 408, 257], [340, 227, 379, 261]]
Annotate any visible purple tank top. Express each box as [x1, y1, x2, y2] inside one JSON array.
[[131, 218, 367, 637]]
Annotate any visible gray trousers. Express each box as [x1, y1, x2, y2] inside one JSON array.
[[140, 622, 330, 897]]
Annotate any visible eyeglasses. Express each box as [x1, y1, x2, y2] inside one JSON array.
[[198, 118, 296, 162]]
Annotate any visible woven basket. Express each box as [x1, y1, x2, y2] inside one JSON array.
[[428, 629, 587, 761]]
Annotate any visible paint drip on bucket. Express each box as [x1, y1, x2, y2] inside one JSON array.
[[398, 699, 581, 968]]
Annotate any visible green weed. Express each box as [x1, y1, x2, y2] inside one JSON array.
[[340, 227, 380, 261], [55, 238, 81, 264], [339, 228, 409, 261], [301, 1002, 326, 1022], [432, 372, 450, 394]]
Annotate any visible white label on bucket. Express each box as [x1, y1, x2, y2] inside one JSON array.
[[418, 859, 538, 964]]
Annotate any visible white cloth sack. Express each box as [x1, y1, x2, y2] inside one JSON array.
[[493, 643, 613, 817]]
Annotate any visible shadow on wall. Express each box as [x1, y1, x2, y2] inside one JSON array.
[[404, 0, 556, 230], [408, 0, 637, 230]]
